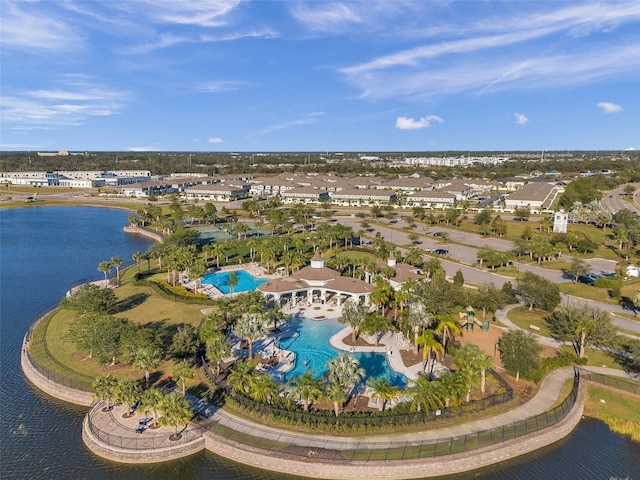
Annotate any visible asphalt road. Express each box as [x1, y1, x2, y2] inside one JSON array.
[[600, 183, 640, 215]]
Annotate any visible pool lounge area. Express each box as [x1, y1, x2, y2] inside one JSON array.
[[200, 267, 269, 295]]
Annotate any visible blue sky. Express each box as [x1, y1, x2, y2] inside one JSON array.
[[1, 1, 639, 152]]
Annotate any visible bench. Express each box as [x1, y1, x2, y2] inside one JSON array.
[[528, 324, 541, 332]]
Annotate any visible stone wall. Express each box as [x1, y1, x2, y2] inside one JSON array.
[[21, 348, 93, 407], [82, 416, 205, 463], [201, 380, 584, 480]]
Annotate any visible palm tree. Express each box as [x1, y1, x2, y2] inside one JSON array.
[[475, 350, 495, 395], [227, 359, 258, 394], [92, 374, 118, 411], [417, 331, 444, 373], [403, 247, 424, 266], [133, 344, 163, 388], [324, 382, 347, 417], [434, 315, 461, 360], [114, 379, 141, 417], [325, 352, 364, 392], [338, 300, 367, 342], [132, 251, 144, 273], [141, 387, 165, 428], [437, 371, 463, 408], [233, 313, 265, 360], [110, 256, 124, 285], [158, 393, 193, 440], [173, 361, 195, 397], [205, 332, 232, 376], [368, 378, 400, 412], [98, 261, 112, 283], [362, 311, 390, 345], [209, 243, 226, 268], [408, 375, 444, 413], [456, 365, 481, 403], [370, 277, 393, 316], [407, 301, 433, 349], [264, 304, 287, 332], [227, 271, 239, 294], [249, 373, 279, 405], [289, 370, 324, 411]]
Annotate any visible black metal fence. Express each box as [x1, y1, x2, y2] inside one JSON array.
[[24, 309, 95, 392], [86, 401, 202, 450], [193, 369, 581, 462], [583, 370, 640, 395]]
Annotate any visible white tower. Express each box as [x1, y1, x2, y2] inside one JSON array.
[[553, 209, 568, 233]]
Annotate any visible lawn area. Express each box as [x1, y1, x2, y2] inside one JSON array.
[[584, 384, 640, 441], [29, 276, 211, 386], [558, 345, 623, 370], [559, 282, 618, 304], [507, 307, 553, 337]]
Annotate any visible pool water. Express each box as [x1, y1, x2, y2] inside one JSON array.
[[280, 315, 406, 388], [201, 269, 268, 294]]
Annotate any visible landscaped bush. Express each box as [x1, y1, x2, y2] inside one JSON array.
[[532, 352, 586, 383], [134, 276, 216, 305], [593, 277, 623, 299]]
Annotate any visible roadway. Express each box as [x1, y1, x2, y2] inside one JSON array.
[[600, 183, 640, 216]]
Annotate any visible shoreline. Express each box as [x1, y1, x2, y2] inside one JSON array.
[[21, 314, 587, 477]]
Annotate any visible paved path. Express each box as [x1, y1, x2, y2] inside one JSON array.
[[184, 365, 635, 450]]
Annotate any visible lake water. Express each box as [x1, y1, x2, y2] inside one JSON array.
[[1, 206, 638, 480]]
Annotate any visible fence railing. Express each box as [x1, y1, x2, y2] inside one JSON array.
[[201, 355, 513, 431], [583, 370, 640, 396], [193, 369, 580, 462], [86, 401, 202, 450], [24, 308, 95, 392]]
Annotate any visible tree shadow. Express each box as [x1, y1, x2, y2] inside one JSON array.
[[113, 292, 150, 313], [187, 382, 209, 398]]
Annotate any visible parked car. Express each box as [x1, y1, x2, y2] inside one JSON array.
[[434, 248, 449, 256], [577, 275, 595, 285], [433, 232, 443, 237]]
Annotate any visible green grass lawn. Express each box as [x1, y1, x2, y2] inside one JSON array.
[[507, 307, 553, 337], [584, 384, 640, 441], [559, 282, 618, 304]]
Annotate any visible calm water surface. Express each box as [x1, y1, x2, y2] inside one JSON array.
[[1, 206, 638, 480]]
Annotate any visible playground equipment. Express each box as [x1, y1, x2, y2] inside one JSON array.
[[459, 306, 489, 332]]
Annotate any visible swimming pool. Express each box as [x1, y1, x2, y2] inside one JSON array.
[[280, 315, 406, 389], [201, 269, 268, 294]]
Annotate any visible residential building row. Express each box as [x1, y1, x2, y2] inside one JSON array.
[[0, 169, 565, 212]]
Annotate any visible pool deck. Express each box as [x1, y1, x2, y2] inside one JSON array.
[[187, 263, 275, 299], [279, 302, 435, 382]]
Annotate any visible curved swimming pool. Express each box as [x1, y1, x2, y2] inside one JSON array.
[[279, 314, 406, 388], [201, 269, 268, 294]]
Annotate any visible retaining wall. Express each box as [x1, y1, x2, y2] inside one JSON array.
[[82, 416, 205, 464], [200, 380, 584, 480], [21, 347, 93, 407]]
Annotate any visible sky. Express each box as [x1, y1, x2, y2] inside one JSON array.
[[1, 1, 639, 152]]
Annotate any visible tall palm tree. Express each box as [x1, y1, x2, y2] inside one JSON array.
[[114, 378, 142, 417], [249, 373, 279, 405], [325, 352, 364, 392], [434, 315, 461, 360], [233, 313, 264, 360], [289, 370, 324, 411], [456, 365, 481, 403], [338, 300, 367, 342], [407, 300, 433, 349], [132, 251, 144, 273], [173, 361, 195, 397], [205, 332, 232, 377], [417, 331, 444, 373], [227, 359, 258, 394], [408, 376, 444, 413], [141, 387, 166, 428], [264, 304, 287, 332], [98, 261, 112, 283], [475, 350, 495, 395], [133, 344, 163, 388], [92, 374, 118, 411], [370, 277, 393, 316], [437, 371, 464, 408], [362, 311, 390, 345], [324, 382, 347, 417], [158, 393, 193, 440], [227, 271, 239, 294], [367, 378, 400, 412], [110, 256, 124, 285]]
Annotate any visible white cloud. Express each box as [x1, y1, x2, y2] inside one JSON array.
[[625, 147, 636, 151], [1, 1, 82, 52], [207, 137, 224, 144], [199, 81, 245, 93], [395, 116, 443, 130], [260, 112, 324, 134], [597, 102, 623, 113], [515, 113, 529, 125], [0, 78, 127, 129], [291, 2, 363, 32], [136, 0, 241, 27]]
